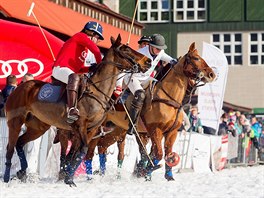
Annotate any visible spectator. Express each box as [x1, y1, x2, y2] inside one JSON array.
[[218, 113, 229, 135], [227, 112, 237, 137], [235, 111, 241, 119], [179, 110, 191, 132], [188, 106, 203, 133], [22, 73, 34, 83], [250, 116, 262, 152], [0, 74, 17, 109]]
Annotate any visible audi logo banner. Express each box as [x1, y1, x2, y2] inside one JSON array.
[[0, 19, 64, 90]]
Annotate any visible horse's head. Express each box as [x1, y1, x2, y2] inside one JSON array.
[[110, 34, 151, 73], [181, 42, 216, 83]]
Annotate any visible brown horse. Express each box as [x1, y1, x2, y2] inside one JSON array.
[[3, 34, 151, 186], [100, 42, 216, 180], [57, 42, 216, 181]]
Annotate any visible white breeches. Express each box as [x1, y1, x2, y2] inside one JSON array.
[[123, 74, 150, 95], [52, 66, 74, 84]]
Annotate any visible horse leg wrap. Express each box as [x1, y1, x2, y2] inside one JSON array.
[[165, 164, 173, 177], [67, 149, 86, 177], [165, 164, 174, 181], [99, 153, 106, 175], [16, 145, 28, 171], [146, 158, 159, 175], [4, 161, 12, 183], [117, 159, 123, 169], [84, 159, 93, 175], [116, 160, 123, 179]]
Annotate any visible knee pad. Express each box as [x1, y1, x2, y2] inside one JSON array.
[[134, 90, 145, 103]]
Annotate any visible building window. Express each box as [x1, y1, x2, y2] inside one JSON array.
[[249, 33, 264, 65], [212, 33, 243, 65], [138, 0, 170, 23], [173, 0, 206, 22]]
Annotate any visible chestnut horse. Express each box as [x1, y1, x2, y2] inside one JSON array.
[[57, 42, 216, 181], [96, 42, 216, 180], [3, 34, 151, 186]]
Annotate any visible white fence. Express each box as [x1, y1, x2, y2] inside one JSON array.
[[0, 117, 261, 180]]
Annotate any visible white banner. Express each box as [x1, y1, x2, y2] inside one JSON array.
[[198, 42, 229, 131]]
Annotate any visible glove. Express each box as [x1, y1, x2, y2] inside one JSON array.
[[113, 86, 122, 98], [170, 59, 178, 65]]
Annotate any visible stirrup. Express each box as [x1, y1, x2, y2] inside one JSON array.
[[67, 107, 79, 124]]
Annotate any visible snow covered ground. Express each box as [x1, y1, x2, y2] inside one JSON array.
[[1, 129, 264, 198], [1, 164, 263, 198]]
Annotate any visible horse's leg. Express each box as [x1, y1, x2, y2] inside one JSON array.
[[164, 130, 178, 181], [116, 133, 126, 179], [145, 129, 163, 181], [57, 129, 70, 180], [134, 133, 150, 178], [15, 119, 50, 181], [64, 126, 98, 186], [84, 138, 99, 180], [4, 117, 24, 183]]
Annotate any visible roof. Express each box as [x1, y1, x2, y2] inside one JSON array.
[[0, 0, 141, 49]]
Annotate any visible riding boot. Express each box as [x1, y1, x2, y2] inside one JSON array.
[[66, 73, 80, 124], [127, 89, 145, 135]]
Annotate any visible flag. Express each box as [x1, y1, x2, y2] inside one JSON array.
[[198, 42, 229, 131]]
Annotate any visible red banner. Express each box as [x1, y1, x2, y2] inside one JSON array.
[[0, 19, 64, 90]]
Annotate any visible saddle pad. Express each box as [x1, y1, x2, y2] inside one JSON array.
[[38, 84, 61, 103]]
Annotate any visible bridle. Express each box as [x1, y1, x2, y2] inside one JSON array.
[[151, 51, 207, 134], [79, 43, 148, 130], [183, 52, 205, 81]]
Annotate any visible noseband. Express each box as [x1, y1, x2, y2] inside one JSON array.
[[183, 52, 204, 81]]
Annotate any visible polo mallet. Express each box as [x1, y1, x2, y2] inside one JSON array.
[[120, 98, 155, 167], [126, 0, 139, 45], [27, 2, 56, 61]]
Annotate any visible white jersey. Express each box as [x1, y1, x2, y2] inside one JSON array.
[[135, 45, 173, 80], [84, 50, 97, 67]]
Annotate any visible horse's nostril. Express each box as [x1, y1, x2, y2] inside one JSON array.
[[209, 72, 215, 79]]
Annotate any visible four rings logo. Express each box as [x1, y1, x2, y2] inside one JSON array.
[[0, 58, 44, 78]]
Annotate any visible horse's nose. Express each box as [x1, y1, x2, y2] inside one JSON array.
[[209, 72, 216, 80]]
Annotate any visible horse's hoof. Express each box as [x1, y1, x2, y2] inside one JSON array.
[[58, 171, 67, 181], [165, 174, 175, 181], [87, 175, 93, 181], [133, 169, 147, 178], [93, 170, 100, 175], [17, 170, 27, 182], [116, 173, 121, 180], [64, 176, 77, 187], [145, 174, 151, 181]]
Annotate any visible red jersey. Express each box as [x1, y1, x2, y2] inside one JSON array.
[[54, 32, 102, 73]]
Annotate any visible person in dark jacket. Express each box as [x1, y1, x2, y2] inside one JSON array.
[[0, 74, 17, 111]]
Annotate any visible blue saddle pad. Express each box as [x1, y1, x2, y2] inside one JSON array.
[[38, 84, 62, 103]]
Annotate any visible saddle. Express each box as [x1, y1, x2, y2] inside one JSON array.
[[37, 75, 90, 103]]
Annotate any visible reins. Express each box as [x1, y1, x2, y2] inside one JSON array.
[[151, 52, 207, 134], [80, 44, 142, 115]]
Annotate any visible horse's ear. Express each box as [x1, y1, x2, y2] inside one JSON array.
[[111, 34, 121, 46], [110, 36, 116, 45], [116, 34, 121, 44], [189, 42, 195, 52]]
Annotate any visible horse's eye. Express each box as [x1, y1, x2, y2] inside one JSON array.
[[194, 57, 199, 61]]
